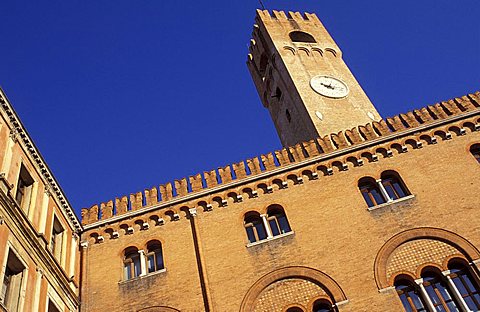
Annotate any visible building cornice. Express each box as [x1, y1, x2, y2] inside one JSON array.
[[0, 88, 82, 232]]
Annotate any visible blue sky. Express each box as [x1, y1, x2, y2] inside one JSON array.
[[0, 1, 479, 215]]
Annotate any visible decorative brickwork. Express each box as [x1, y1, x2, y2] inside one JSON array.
[[374, 227, 480, 289], [386, 239, 460, 279], [253, 278, 327, 311], [240, 266, 346, 311]]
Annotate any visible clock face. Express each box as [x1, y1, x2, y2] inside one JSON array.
[[310, 75, 349, 98]]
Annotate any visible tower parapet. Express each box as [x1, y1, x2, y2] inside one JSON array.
[[81, 92, 480, 226]]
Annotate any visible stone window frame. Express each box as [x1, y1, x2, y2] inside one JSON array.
[[0, 242, 28, 312], [393, 262, 480, 312], [14, 162, 35, 214], [244, 204, 294, 247], [469, 143, 480, 163], [50, 215, 65, 264], [121, 240, 166, 283], [146, 240, 165, 274], [358, 170, 413, 211]]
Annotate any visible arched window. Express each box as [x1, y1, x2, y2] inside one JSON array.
[[421, 270, 460, 311], [286, 307, 304, 312], [286, 109, 292, 123], [259, 53, 268, 77], [123, 247, 141, 280], [470, 144, 480, 163], [448, 261, 480, 310], [146, 240, 164, 273], [380, 171, 410, 200], [358, 177, 385, 207], [266, 205, 291, 236], [244, 212, 267, 243], [359, 171, 410, 208], [289, 31, 316, 43], [312, 299, 335, 312], [394, 276, 427, 311]]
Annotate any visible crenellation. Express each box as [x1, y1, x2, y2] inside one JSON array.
[[116, 196, 128, 215], [456, 96, 476, 111], [189, 173, 204, 192], [79, 94, 480, 225], [415, 107, 434, 123], [261, 153, 277, 170], [318, 135, 336, 152], [289, 143, 306, 161], [331, 132, 349, 149], [468, 91, 480, 105], [358, 124, 378, 140], [440, 101, 460, 115], [204, 169, 218, 188], [144, 187, 158, 206], [233, 161, 248, 179], [174, 178, 189, 197], [345, 127, 364, 144], [257, 9, 271, 19], [275, 148, 291, 165], [400, 112, 421, 128], [431, 103, 450, 119], [218, 165, 233, 183], [302, 139, 320, 157], [448, 99, 465, 113], [288, 11, 305, 22], [386, 115, 407, 131], [100, 202, 112, 220], [247, 156, 262, 175], [160, 182, 174, 201], [129, 192, 141, 211], [272, 10, 288, 20]]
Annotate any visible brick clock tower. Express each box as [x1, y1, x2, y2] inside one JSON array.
[[248, 10, 382, 147]]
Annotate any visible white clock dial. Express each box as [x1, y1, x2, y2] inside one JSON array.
[[310, 75, 349, 98]]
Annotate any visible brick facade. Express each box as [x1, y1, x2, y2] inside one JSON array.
[[0, 8, 479, 312]]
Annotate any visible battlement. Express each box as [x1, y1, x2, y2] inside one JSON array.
[[81, 91, 480, 226], [255, 9, 320, 23]]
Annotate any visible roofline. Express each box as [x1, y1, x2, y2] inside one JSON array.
[[83, 106, 480, 230], [0, 87, 83, 232]]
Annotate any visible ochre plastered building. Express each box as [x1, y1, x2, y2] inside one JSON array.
[[0, 89, 82, 311], [1, 8, 480, 312]]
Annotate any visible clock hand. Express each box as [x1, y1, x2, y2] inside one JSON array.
[[320, 82, 335, 90]]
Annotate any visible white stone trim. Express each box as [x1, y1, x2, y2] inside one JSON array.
[[138, 250, 147, 276], [415, 278, 436, 312], [443, 270, 472, 312], [260, 214, 273, 238], [367, 195, 415, 211], [376, 179, 392, 203], [117, 268, 167, 285], [246, 231, 294, 247], [31, 268, 43, 312], [38, 187, 50, 235]]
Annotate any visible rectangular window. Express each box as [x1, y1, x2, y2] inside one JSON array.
[[48, 299, 61, 312], [0, 250, 25, 311], [15, 164, 34, 211], [50, 216, 64, 261]]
